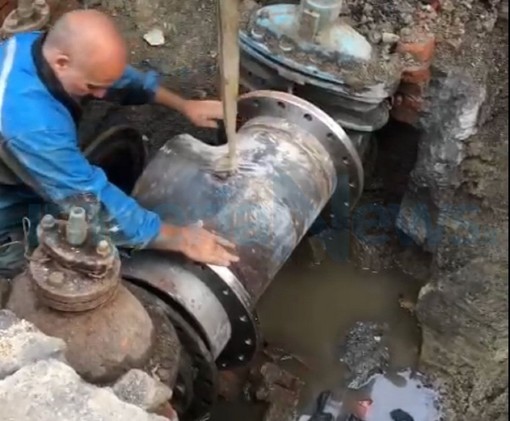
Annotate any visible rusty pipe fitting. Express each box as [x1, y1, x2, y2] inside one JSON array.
[[6, 213, 155, 384]]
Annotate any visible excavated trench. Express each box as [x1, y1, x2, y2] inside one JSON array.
[[51, 0, 509, 419]]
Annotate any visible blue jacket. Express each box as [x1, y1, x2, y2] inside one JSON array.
[[0, 31, 163, 247]]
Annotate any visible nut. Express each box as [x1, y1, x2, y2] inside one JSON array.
[[40, 214, 55, 230], [96, 240, 111, 256]]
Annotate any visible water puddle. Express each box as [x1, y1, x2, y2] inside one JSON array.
[[210, 240, 441, 420]]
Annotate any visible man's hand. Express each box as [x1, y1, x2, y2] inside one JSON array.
[[182, 100, 224, 128], [154, 87, 224, 129], [150, 223, 239, 267]]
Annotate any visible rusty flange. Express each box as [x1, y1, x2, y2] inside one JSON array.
[[6, 211, 157, 384], [32, 214, 120, 312]]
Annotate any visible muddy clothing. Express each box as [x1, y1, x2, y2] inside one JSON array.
[[0, 31, 163, 276]]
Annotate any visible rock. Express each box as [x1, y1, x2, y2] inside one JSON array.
[[0, 310, 66, 380], [338, 321, 390, 389], [381, 32, 400, 44], [143, 28, 165, 46], [368, 31, 382, 44], [113, 369, 173, 412], [0, 359, 168, 421]]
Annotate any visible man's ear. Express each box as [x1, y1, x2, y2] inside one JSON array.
[[54, 54, 70, 71]]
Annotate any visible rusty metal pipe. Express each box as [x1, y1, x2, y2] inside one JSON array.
[[121, 90, 363, 369]]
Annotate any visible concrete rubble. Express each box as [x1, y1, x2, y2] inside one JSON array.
[[0, 309, 175, 421]]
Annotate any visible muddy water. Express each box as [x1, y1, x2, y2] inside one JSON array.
[[211, 239, 424, 420]]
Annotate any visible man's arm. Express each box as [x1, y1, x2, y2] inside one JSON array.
[[106, 65, 223, 128], [7, 128, 161, 247], [4, 129, 238, 265]]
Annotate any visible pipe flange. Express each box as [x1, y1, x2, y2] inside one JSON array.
[[38, 220, 117, 277], [1, 0, 50, 37], [204, 264, 260, 369], [238, 90, 364, 209], [32, 216, 121, 312], [120, 250, 232, 360], [30, 247, 121, 312], [120, 251, 259, 370]]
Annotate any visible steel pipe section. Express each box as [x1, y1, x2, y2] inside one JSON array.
[[121, 90, 363, 369]]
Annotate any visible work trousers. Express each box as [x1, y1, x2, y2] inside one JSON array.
[[0, 187, 64, 278]]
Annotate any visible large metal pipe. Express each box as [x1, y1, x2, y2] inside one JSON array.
[[121, 90, 363, 369]]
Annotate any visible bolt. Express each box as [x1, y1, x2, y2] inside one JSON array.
[[96, 240, 111, 256], [34, 0, 46, 6], [40, 214, 55, 230], [48, 271, 64, 287], [66, 206, 87, 246]]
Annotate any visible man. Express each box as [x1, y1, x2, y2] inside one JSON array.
[[0, 9, 239, 277]]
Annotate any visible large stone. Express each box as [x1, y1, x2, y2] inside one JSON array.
[[0, 359, 168, 421], [0, 309, 66, 380], [113, 369, 173, 412]]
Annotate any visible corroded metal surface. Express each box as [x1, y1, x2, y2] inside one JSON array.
[[34, 218, 119, 312], [5, 213, 155, 384], [127, 282, 218, 421], [122, 251, 259, 370], [6, 274, 155, 384], [126, 283, 182, 397], [125, 90, 362, 369]]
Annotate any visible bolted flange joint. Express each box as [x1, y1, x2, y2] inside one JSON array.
[[6, 211, 156, 384], [31, 211, 121, 312]]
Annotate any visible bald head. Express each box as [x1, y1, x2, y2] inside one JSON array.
[[44, 10, 128, 98]]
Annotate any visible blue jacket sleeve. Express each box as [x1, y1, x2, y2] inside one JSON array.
[[5, 128, 162, 248], [105, 65, 161, 105]]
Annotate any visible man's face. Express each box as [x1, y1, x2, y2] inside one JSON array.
[[52, 53, 125, 99]]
